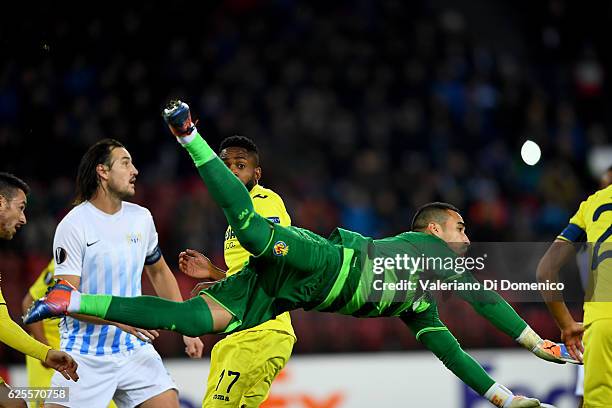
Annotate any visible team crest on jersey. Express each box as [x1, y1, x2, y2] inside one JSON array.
[[126, 232, 142, 244], [272, 241, 289, 256]]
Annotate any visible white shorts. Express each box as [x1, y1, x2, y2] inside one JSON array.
[[49, 344, 177, 408], [575, 364, 584, 397]]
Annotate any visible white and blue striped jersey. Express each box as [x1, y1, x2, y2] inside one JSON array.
[[53, 201, 162, 356]]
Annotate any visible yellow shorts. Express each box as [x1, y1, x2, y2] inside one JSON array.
[[203, 329, 295, 408], [26, 355, 54, 408], [583, 318, 612, 407], [26, 355, 54, 389]]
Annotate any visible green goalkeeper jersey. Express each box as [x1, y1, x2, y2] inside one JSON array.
[[315, 228, 464, 317]]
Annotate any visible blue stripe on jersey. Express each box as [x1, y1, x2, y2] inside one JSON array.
[[559, 223, 587, 242], [80, 323, 95, 354], [131, 244, 147, 347], [119, 249, 134, 351], [65, 318, 80, 352], [95, 326, 109, 356], [111, 327, 123, 353], [79, 258, 99, 355], [111, 252, 125, 354], [95, 258, 116, 355]]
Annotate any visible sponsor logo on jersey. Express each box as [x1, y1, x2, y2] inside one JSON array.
[[225, 227, 236, 241], [55, 247, 67, 265], [273, 241, 289, 256], [267, 216, 280, 223]]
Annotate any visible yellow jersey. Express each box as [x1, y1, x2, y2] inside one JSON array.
[[27, 260, 60, 349], [223, 184, 295, 338], [558, 184, 612, 324], [0, 282, 50, 363]]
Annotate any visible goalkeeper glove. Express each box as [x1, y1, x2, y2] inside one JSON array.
[[485, 383, 556, 407], [507, 397, 555, 408], [162, 99, 196, 138], [515, 325, 581, 364]]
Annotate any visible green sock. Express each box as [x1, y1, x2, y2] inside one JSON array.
[[79, 294, 112, 317], [79, 295, 214, 337], [420, 329, 495, 396]]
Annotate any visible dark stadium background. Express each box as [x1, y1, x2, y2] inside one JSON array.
[[0, 0, 610, 363]]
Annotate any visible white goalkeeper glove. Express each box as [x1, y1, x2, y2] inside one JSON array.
[[485, 383, 557, 408]]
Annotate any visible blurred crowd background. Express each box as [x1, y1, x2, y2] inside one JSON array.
[[1, 0, 611, 361]]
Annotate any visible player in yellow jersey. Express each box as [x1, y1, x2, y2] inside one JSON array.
[[179, 136, 296, 407], [0, 172, 78, 407], [537, 165, 612, 408], [22, 260, 59, 408], [21, 261, 118, 408]]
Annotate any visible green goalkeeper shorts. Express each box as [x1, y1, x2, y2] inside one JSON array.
[[202, 224, 345, 333]]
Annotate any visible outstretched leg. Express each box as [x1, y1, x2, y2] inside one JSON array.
[[88, 294, 232, 335], [189, 138, 344, 272], [24, 265, 295, 336], [163, 103, 343, 275], [24, 280, 232, 336], [78, 294, 230, 337]]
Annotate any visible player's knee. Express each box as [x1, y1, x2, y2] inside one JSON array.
[[232, 215, 273, 256], [167, 297, 216, 337]]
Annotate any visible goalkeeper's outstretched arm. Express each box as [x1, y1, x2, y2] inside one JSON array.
[[453, 273, 570, 364], [404, 312, 553, 407]]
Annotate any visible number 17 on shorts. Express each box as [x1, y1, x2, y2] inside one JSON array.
[[212, 369, 241, 403]]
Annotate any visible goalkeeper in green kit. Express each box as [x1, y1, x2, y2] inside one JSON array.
[[26, 100, 572, 408]]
